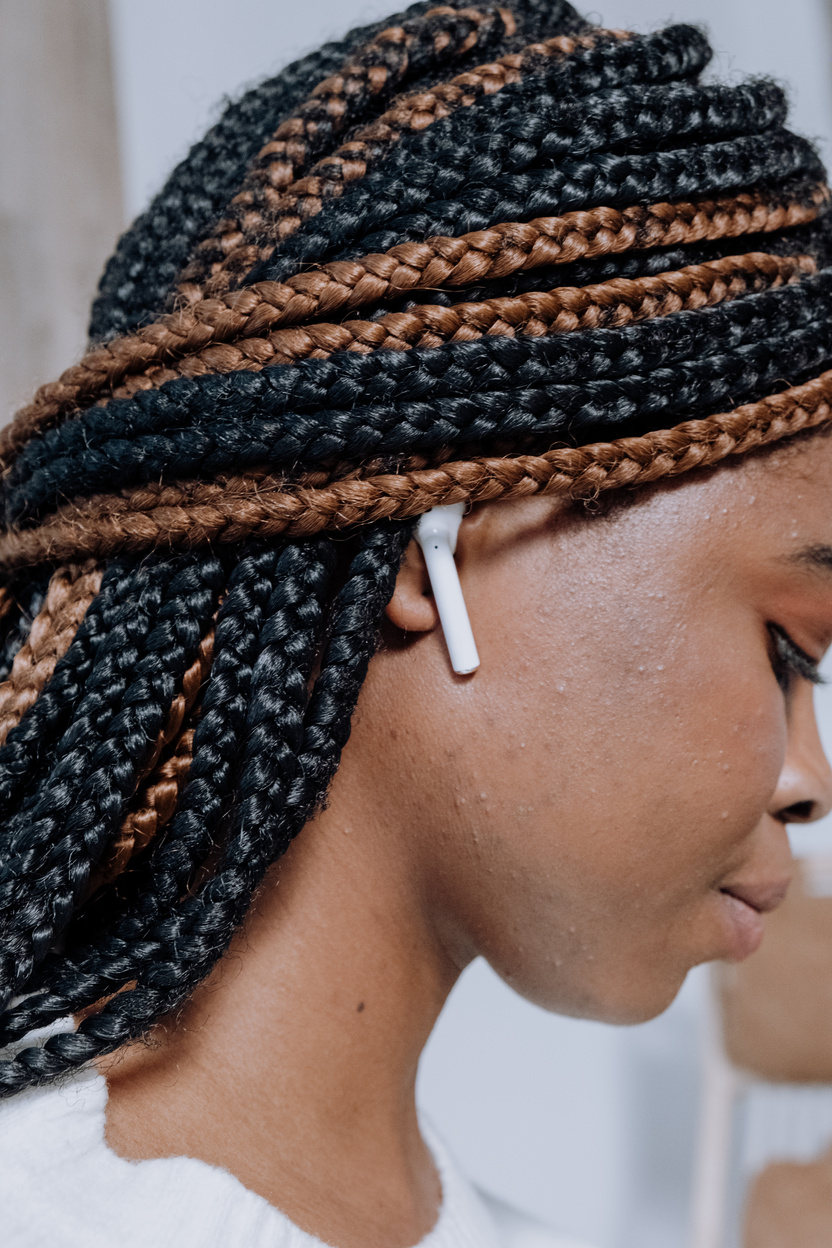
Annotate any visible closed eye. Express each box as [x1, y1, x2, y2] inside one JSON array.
[[768, 624, 826, 694]]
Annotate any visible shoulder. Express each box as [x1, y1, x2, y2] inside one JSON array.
[[477, 1190, 595, 1248], [0, 1069, 303, 1248]]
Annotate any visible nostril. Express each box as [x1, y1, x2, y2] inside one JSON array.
[[782, 800, 816, 823]]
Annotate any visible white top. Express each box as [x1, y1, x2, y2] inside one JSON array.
[[0, 1066, 592, 1248]]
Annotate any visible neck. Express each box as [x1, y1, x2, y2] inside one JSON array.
[[102, 771, 462, 1248]]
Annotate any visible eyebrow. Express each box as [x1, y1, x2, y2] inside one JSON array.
[[791, 544, 832, 577]]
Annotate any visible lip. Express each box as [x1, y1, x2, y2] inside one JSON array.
[[722, 878, 791, 914], [716, 877, 791, 962]]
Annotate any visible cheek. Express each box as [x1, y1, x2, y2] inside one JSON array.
[[438, 608, 787, 1017], [467, 604, 785, 877]]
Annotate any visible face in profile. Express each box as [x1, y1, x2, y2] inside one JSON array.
[[335, 431, 832, 1027]]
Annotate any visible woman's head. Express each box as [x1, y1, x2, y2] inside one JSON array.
[[1, 0, 831, 1090]]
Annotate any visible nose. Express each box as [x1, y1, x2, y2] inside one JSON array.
[[769, 682, 832, 824]]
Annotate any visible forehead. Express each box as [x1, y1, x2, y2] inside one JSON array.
[[638, 430, 832, 552], [650, 432, 832, 616], [559, 430, 832, 598], [723, 431, 832, 543]]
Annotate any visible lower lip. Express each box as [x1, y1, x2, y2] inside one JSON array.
[[718, 892, 766, 961]]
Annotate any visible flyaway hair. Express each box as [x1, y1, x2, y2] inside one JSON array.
[[1, 0, 831, 1092]]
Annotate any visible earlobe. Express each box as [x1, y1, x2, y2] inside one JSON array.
[[385, 540, 439, 633]]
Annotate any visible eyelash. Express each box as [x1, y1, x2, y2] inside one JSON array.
[[768, 624, 826, 693]]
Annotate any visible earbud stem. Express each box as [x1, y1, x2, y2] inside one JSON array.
[[415, 504, 480, 675]]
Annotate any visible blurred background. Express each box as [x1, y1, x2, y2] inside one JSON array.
[[2, 2, 832, 1245]]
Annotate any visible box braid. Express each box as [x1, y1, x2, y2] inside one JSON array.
[[0, 571, 51, 684], [0, 562, 102, 747], [6, 257, 832, 540], [3, 1, 832, 1094], [96, 624, 215, 887]]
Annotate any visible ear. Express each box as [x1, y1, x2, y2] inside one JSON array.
[[385, 538, 440, 633]]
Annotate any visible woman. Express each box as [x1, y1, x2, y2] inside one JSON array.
[[1, 2, 832, 1244]]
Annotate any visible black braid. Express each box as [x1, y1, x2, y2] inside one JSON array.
[[7, 32, 817, 520], [284, 129, 820, 274], [285, 523, 416, 828], [249, 23, 715, 284], [0, 543, 302, 1044]]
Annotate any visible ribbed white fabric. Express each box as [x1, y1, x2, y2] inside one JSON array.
[[0, 1066, 592, 1248]]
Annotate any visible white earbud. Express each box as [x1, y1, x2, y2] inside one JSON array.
[[415, 503, 480, 675]]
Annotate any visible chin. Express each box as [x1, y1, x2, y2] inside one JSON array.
[[616, 965, 698, 1025], [531, 967, 692, 1027], [595, 990, 684, 1027]]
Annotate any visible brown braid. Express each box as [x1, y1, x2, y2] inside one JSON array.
[[0, 587, 16, 631], [5, 185, 825, 459], [0, 562, 102, 746], [107, 251, 815, 392], [96, 629, 214, 885], [104, 726, 197, 881], [188, 28, 621, 299], [3, 370, 831, 573]]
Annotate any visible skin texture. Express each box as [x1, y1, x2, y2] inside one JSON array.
[[104, 431, 832, 1248]]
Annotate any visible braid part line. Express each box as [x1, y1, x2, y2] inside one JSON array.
[[2, 371, 831, 573]]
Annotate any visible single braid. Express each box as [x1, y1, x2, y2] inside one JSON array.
[[0, 573, 51, 684], [283, 523, 415, 826], [0, 587, 18, 652], [112, 727, 197, 871], [96, 626, 215, 885], [0, 563, 102, 748]]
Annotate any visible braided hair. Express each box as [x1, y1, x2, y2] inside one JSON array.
[[1, 0, 831, 1094]]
